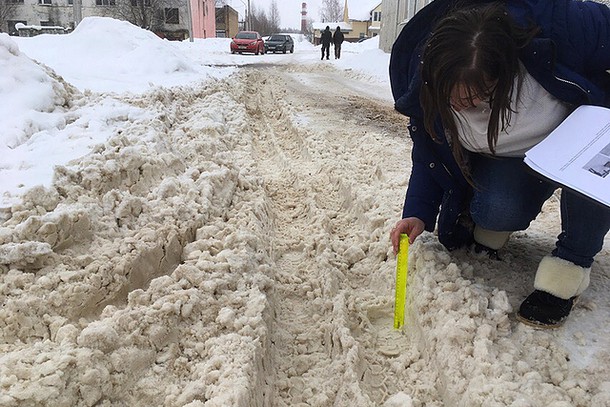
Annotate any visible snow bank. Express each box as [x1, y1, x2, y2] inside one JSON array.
[[3, 17, 238, 208], [14, 17, 231, 93], [0, 81, 273, 406], [407, 233, 610, 406], [0, 34, 78, 150]]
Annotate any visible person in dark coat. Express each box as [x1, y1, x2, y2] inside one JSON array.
[[320, 26, 332, 60], [333, 26, 344, 59], [389, 0, 610, 328]]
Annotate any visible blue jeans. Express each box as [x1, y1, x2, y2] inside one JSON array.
[[470, 155, 610, 267]]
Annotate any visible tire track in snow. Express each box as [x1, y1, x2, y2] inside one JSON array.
[[242, 66, 444, 406]]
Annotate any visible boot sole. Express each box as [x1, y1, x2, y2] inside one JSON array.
[[516, 312, 565, 329], [516, 295, 579, 329]]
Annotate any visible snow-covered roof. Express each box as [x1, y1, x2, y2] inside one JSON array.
[[312, 1, 381, 25], [348, 0, 381, 21]]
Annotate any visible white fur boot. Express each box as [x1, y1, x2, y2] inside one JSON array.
[[518, 256, 590, 328]]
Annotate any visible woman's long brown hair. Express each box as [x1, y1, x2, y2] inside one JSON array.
[[420, 1, 540, 180]]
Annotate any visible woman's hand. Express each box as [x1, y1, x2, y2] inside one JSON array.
[[390, 217, 425, 255]]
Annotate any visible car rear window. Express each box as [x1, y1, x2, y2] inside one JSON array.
[[269, 35, 286, 41], [236, 32, 257, 39]]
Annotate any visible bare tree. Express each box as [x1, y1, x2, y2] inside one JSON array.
[[249, 4, 267, 34], [214, 0, 226, 6], [249, 3, 278, 35], [269, 0, 280, 31], [100, 0, 183, 31], [0, 0, 18, 33], [303, 17, 313, 41], [319, 0, 343, 23]]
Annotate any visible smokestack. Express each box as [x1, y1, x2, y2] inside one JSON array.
[[301, 2, 307, 33]]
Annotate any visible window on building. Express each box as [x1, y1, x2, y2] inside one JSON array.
[[373, 11, 381, 22], [7, 0, 25, 4], [165, 8, 179, 24], [38, 0, 52, 5], [95, 0, 115, 5], [130, 0, 151, 6], [68, 0, 73, 4]]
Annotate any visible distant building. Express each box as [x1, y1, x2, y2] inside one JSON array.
[[312, 0, 381, 45], [1, 0, 215, 40], [379, 0, 430, 52], [189, 0, 215, 39], [369, 1, 382, 37], [215, 4, 238, 38]]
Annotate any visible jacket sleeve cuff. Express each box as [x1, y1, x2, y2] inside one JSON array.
[[402, 199, 439, 232]]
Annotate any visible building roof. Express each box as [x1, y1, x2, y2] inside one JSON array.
[[312, 0, 381, 26], [348, 0, 382, 21]]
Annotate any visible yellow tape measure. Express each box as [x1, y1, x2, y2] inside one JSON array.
[[393, 233, 409, 330]]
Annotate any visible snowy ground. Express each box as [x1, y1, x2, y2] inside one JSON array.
[[1, 17, 609, 407]]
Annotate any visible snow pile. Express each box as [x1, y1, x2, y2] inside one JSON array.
[[14, 17, 231, 93], [3, 17, 229, 207], [0, 82, 272, 406], [407, 232, 610, 405], [67, 17, 194, 75], [0, 34, 78, 150]]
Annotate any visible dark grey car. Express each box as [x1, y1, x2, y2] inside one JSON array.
[[264, 34, 295, 54]]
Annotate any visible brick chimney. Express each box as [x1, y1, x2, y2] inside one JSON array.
[[301, 2, 307, 33]]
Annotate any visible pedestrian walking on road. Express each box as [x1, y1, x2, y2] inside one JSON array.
[[320, 26, 332, 60], [333, 26, 344, 59]]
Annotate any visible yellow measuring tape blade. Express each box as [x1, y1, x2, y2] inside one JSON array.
[[394, 233, 409, 330]]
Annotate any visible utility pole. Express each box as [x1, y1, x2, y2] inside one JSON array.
[[185, 0, 194, 42], [236, 0, 250, 30]]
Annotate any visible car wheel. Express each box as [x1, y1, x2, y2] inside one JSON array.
[[290, 46, 294, 53], [283, 48, 287, 54]]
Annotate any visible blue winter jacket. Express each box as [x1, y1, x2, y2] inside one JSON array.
[[389, 0, 610, 250]]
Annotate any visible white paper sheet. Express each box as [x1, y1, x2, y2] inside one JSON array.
[[524, 105, 610, 207]]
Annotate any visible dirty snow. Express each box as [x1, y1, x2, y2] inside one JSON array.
[[0, 17, 609, 407]]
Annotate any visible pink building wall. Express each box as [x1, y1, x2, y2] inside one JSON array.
[[190, 0, 216, 39]]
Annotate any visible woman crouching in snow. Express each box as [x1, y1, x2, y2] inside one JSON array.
[[389, 0, 610, 328]]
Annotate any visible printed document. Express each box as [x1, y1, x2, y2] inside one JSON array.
[[524, 105, 610, 207]]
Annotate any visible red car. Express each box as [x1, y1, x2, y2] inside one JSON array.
[[230, 31, 265, 55]]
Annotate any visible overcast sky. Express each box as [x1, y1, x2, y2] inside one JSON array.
[[226, 0, 323, 30]]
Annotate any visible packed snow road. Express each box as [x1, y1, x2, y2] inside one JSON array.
[[237, 66, 441, 405], [0, 64, 442, 406], [2, 61, 610, 407]]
